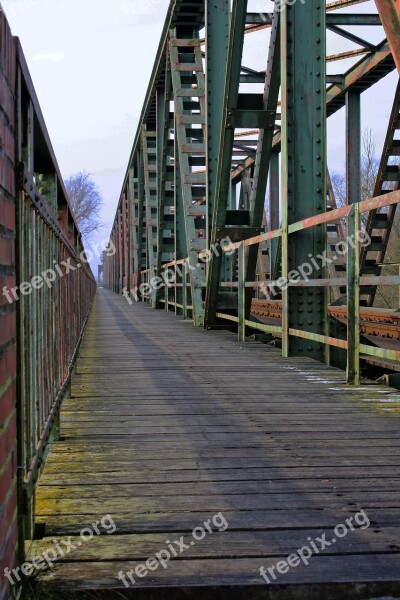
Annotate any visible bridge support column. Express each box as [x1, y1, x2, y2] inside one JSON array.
[[205, 0, 229, 247], [280, 0, 328, 360]]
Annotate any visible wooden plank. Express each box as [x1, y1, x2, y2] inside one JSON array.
[[35, 479, 400, 499], [37, 466, 400, 486], [37, 556, 400, 595], [34, 492, 400, 516], [33, 289, 400, 597], [28, 527, 400, 561], [39, 507, 400, 536]]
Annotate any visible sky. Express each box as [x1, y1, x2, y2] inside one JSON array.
[[1, 0, 398, 275], [1, 0, 171, 274]]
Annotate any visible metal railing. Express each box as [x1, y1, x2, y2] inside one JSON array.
[[217, 190, 400, 385], [152, 190, 400, 386], [15, 43, 97, 538]]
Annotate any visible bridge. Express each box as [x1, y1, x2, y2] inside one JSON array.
[[1, 1, 400, 599]]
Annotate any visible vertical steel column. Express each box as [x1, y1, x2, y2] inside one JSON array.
[[169, 34, 207, 325], [174, 134, 187, 313], [346, 90, 361, 380], [238, 242, 246, 342], [346, 90, 361, 206], [156, 68, 175, 308], [204, 0, 248, 328], [280, 0, 327, 360], [156, 85, 166, 309], [347, 203, 361, 384], [269, 149, 280, 278], [205, 0, 229, 247], [138, 150, 146, 293], [245, 12, 280, 316]]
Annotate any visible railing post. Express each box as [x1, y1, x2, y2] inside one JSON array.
[[164, 273, 169, 312], [183, 267, 188, 320], [175, 264, 179, 316], [347, 203, 360, 385], [281, 225, 289, 358], [238, 242, 245, 342]]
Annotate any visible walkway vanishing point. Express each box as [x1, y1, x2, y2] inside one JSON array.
[[29, 289, 400, 599]]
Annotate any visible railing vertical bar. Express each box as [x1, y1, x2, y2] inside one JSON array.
[[238, 242, 245, 342], [347, 203, 361, 385]]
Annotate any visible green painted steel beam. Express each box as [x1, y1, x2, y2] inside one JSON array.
[[346, 90, 361, 206], [174, 131, 187, 311], [142, 126, 158, 306], [156, 69, 175, 308], [245, 11, 281, 318], [347, 203, 361, 384], [280, 0, 328, 360], [169, 33, 207, 326], [205, 0, 229, 246], [326, 14, 381, 25], [204, 0, 249, 328], [238, 243, 246, 342], [269, 149, 280, 280], [246, 13, 382, 26]]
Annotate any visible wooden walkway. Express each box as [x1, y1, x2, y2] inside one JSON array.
[[30, 289, 400, 599]]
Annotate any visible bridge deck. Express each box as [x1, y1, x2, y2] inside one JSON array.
[[30, 289, 400, 599]]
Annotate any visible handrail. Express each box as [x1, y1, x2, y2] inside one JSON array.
[[217, 190, 400, 384]]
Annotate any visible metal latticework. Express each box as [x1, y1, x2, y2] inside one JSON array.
[[103, 0, 400, 384]]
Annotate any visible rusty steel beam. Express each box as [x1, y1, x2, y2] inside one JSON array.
[[252, 300, 400, 341], [375, 0, 400, 74]]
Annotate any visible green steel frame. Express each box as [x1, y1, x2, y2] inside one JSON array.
[[103, 0, 400, 381]]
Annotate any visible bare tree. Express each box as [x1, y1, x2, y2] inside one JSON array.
[[331, 128, 379, 206], [360, 129, 380, 201], [65, 171, 103, 240], [330, 171, 346, 206]]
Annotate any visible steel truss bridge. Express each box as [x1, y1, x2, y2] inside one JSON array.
[[103, 0, 400, 385], [1, 1, 400, 599]]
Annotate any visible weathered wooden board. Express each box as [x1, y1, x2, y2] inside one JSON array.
[[35, 479, 400, 501], [31, 289, 400, 597], [28, 527, 400, 560], [37, 507, 400, 536], [37, 466, 400, 486]]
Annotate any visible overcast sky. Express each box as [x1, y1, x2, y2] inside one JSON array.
[[2, 0, 171, 273], [1, 0, 398, 274]]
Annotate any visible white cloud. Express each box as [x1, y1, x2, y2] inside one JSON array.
[[31, 52, 65, 63]]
